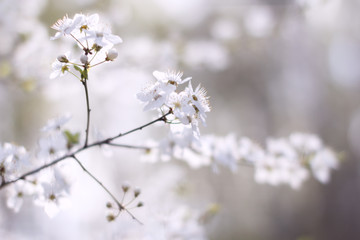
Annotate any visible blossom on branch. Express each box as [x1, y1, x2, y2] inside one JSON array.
[[50, 14, 83, 40], [0, 143, 30, 183], [41, 113, 72, 132], [137, 70, 211, 138], [49, 13, 122, 80], [35, 181, 71, 218], [141, 132, 339, 189]]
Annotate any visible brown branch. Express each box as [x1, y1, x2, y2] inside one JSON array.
[[105, 143, 150, 150], [82, 79, 91, 147], [0, 111, 171, 190]]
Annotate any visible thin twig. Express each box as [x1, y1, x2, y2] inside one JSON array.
[[90, 60, 106, 68], [105, 143, 150, 150], [0, 111, 171, 190], [82, 79, 91, 147], [0, 154, 72, 188], [70, 33, 87, 50], [72, 155, 143, 224], [102, 112, 171, 144], [88, 51, 98, 64], [68, 71, 82, 81]]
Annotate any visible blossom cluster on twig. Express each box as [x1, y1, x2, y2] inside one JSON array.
[[137, 70, 211, 139], [142, 131, 340, 189], [0, 12, 341, 227]]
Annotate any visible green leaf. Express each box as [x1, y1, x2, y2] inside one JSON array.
[[73, 65, 83, 74], [81, 68, 88, 80], [63, 130, 80, 149]]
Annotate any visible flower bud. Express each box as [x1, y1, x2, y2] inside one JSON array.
[[122, 182, 130, 193], [106, 49, 118, 61], [80, 54, 88, 64], [134, 187, 141, 198], [106, 214, 116, 222], [137, 202, 144, 208], [57, 54, 69, 63]]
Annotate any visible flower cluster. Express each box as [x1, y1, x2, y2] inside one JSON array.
[[50, 13, 122, 80], [0, 143, 30, 184], [137, 70, 211, 138], [106, 182, 143, 222], [251, 133, 338, 189], [142, 132, 339, 189], [3, 115, 75, 217], [6, 169, 72, 218], [0, 11, 342, 230]]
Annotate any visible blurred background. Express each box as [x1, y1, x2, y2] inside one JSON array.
[[1, 0, 360, 239]]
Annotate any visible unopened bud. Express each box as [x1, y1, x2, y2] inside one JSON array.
[[134, 187, 141, 198], [57, 54, 69, 63], [106, 49, 118, 61], [137, 202, 144, 208], [122, 182, 130, 193], [106, 202, 112, 208], [80, 54, 88, 64], [106, 214, 116, 222]]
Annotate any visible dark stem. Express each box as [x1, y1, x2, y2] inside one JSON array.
[[82, 79, 91, 147], [105, 143, 150, 150], [0, 111, 171, 190], [90, 60, 106, 68], [72, 155, 143, 224], [102, 111, 171, 144], [70, 33, 87, 51]]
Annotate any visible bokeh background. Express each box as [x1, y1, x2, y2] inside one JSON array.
[[1, 0, 360, 239]]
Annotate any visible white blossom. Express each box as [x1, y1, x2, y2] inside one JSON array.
[[9, 145, 30, 175], [83, 26, 122, 49], [37, 132, 67, 162], [51, 13, 122, 53], [35, 182, 71, 218], [138, 71, 210, 139], [310, 148, 338, 183], [50, 52, 72, 79], [167, 91, 194, 124], [0, 143, 30, 182], [266, 138, 297, 160], [105, 48, 118, 61], [6, 180, 35, 213], [157, 206, 207, 240], [185, 82, 211, 126], [289, 132, 323, 153], [238, 137, 265, 163], [153, 70, 191, 91], [210, 134, 239, 173], [41, 113, 72, 132], [76, 13, 99, 34], [50, 14, 83, 40], [137, 81, 168, 111]]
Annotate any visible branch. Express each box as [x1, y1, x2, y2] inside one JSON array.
[[0, 111, 171, 190], [98, 111, 172, 144], [0, 154, 72, 189], [105, 143, 150, 150], [82, 79, 91, 147], [72, 155, 143, 224], [70, 33, 87, 51]]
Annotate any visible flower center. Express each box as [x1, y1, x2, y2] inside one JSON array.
[[49, 194, 56, 201]]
